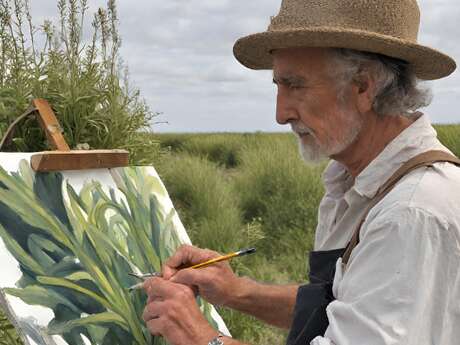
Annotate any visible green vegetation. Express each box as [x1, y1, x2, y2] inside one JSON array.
[[0, 309, 22, 345], [152, 126, 460, 344], [0, 0, 158, 164], [436, 124, 460, 158]]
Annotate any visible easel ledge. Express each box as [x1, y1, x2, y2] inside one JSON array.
[[31, 149, 129, 172], [1, 98, 129, 172]]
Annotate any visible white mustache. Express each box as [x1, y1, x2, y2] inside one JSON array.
[[290, 122, 314, 135]]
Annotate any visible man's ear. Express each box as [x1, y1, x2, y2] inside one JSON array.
[[354, 72, 377, 114]]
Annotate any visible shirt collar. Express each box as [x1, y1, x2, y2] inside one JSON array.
[[322, 114, 446, 200]]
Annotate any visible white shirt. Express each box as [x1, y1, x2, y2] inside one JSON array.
[[310, 114, 460, 345]]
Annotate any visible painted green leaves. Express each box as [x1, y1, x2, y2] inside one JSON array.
[[0, 311, 22, 345], [0, 161, 217, 345]]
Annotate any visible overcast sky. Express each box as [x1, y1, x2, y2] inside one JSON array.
[[31, 0, 460, 132]]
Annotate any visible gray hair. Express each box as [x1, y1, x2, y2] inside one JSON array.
[[328, 48, 432, 116]]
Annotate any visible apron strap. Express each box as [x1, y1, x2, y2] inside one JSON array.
[[342, 150, 460, 266]]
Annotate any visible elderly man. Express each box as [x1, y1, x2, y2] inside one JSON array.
[[142, 0, 460, 344]]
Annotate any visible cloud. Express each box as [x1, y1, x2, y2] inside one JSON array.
[[29, 0, 460, 131]]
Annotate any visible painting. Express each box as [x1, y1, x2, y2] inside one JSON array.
[[0, 153, 229, 345]]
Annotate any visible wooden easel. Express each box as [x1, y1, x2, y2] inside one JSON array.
[[0, 99, 129, 172]]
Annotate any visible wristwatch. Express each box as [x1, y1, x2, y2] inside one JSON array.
[[208, 334, 224, 345]]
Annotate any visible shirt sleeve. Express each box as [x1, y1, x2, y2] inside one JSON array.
[[310, 204, 456, 345]]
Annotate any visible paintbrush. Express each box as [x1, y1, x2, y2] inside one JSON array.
[[128, 247, 256, 291]]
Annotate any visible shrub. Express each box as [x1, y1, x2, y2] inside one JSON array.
[[0, 0, 158, 164], [436, 124, 460, 157], [155, 152, 261, 253], [181, 134, 245, 168], [235, 135, 324, 269], [154, 133, 193, 153], [155, 133, 247, 168]]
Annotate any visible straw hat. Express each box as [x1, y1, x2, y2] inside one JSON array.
[[233, 0, 456, 80]]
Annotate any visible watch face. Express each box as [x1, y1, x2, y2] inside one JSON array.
[[209, 337, 224, 345]]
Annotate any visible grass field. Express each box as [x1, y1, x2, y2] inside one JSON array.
[[1, 125, 459, 345]]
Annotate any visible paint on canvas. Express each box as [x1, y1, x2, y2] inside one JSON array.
[[0, 153, 228, 345]]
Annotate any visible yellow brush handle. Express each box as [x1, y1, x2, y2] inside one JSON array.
[[127, 248, 255, 291], [189, 252, 239, 269]]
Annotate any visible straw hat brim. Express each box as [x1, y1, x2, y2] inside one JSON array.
[[233, 27, 456, 80]]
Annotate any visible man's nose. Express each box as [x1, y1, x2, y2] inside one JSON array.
[[276, 90, 297, 125]]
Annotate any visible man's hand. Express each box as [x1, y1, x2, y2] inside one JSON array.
[[163, 244, 242, 307], [163, 244, 299, 329], [142, 276, 218, 345]]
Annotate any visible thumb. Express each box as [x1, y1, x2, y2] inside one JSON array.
[[162, 265, 177, 280]]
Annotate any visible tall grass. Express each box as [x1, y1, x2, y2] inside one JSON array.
[[156, 133, 254, 168], [235, 137, 324, 262], [436, 124, 460, 157], [0, 0, 158, 164], [155, 152, 262, 253]]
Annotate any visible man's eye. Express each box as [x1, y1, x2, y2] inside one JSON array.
[[289, 84, 304, 90]]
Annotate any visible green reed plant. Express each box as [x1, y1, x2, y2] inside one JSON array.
[[0, 0, 158, 163]]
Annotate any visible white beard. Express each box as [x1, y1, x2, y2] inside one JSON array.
[[297, 133, 327, 164], [291, 113, 363, 164]]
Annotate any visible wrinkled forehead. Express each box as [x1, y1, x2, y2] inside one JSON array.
[[272, 47, 333, 80]]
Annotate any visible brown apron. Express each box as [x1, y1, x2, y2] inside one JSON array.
[[286, 150, 460, 345]]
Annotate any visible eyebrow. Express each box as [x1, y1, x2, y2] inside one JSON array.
[[272, 74, 308, 86]]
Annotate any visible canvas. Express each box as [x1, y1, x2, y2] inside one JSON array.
[[0, 153, 229, 345]]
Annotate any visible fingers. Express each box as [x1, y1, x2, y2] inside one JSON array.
[[143, 277, 170, 299], [162, 265, 176, 281], [163, 245, 219, 280], [144, 276, 195, 302], [144, 277, 190, 299], [143, 301, 173, 337], [142, 299, 164, 323], [145, 318, 162, 337], [142, 279, 198, 338], [170, 267, 207, 286]]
